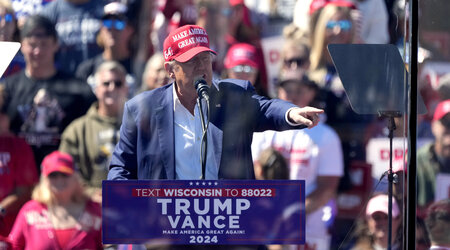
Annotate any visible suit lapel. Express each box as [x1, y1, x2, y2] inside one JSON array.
[[209, 83, 223, 174], [155, 84, 175, 179]]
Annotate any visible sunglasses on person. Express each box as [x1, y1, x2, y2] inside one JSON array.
[[48, 172, 70, 178], [1, 13, 13, 23], [283, 57, 308, 68], [231, 65, 256, 74], [102, 19, 126, 30], [102, 80, 124, 88], [326, 20, 352, 31]]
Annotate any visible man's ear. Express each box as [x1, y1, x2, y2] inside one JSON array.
[[164, 62, 176, 79]]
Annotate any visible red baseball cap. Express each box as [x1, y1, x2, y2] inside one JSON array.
[[366, 194, 400, 218], [433, 99, 450, 122], [41, 151, 75, 177], [327, 0, 357, 9], [309, 0, 328, 14], [229, 0, 244, 6], [163, 25, 216, 63], [224, 43, 259, 69]]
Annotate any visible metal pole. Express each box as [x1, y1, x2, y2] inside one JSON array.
[[406, 0, 418, 249]]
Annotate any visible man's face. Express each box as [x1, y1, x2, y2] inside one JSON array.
[[100, 18, 133, 48], [432, 116, 450, 159], [144, 57, 169, 90], [169, 52, 214, 90], [21, 29, 58, 68], [95, 70, 128, 108]]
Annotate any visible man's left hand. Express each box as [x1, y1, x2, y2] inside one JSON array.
[[288, 107, 324, 129]]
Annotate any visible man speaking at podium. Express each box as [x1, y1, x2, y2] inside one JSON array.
[[107, 25, 323, 181]]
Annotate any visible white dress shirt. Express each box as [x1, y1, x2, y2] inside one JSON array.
[[173, 85, 219, 180]]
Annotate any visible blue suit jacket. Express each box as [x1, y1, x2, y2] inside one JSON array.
[[108, 79, 301, 180]]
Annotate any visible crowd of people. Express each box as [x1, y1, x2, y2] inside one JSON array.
[[0, 0, 449, 249]]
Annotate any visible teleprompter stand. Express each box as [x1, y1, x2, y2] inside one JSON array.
[[328, 44, 426, 250]]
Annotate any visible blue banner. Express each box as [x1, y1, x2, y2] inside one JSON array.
[[102, 180, 305, 245]]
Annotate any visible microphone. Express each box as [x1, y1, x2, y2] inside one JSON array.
[[194, 77, 210, 101]]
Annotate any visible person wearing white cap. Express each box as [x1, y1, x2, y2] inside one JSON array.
[[352, 194, 402, 250], [108, 25, 324, 181], [76, 2, 136, 96]]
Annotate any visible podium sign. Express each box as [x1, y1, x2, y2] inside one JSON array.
[[102, 180, 305, 245]]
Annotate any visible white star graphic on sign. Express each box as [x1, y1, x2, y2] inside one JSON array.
[[208, 182, 212, 186], [189, 182, 193, 186], [214, 182, 218, 186], [196, 182, 200, 186], [202, 182, 206, 186]]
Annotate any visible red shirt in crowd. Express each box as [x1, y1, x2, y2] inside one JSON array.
[[0, 134, 38, 237], [8, 200, 102, 250]]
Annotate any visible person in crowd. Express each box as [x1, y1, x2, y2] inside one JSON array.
[[155, 0, 196, 50], [107, 24, 323, 181], [139, 52, 169, 93], [121, 0, 155, 87], [0, 0, 18, 42], [307, 1, 373, 168], [254, 147, 289, 180], [351, 193, 402, 250], [280, 26, 311, 80], [417, 99, 450, 212], [75, 1, 136, 96], [308, 2, 355, 93], [226, 0, 262, 47], [194, 0, 230, 74], [295, 0, 389, 44], [38, 0, 105, 75], [223, 42, 267, 97], [437, 73, 450, 101], [424, 199, 450, 249], [225, 0, 269, 95], [59, 61, 128, 201], [416, 216, 431, 250], [0, 0, 24, 79], [7, 151, 102, 249], [1, 14, 95, 167], [252, 70, 343, 249], [0, 85, 38, 239], [307, 2, 356, 126], [10, 0, 53, 28]]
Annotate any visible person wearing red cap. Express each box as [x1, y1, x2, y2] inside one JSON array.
[[108, 24, 323, 181], [223, 43, 267, 96], [8, 151, 102, 249], [417, 99, 450, 211]]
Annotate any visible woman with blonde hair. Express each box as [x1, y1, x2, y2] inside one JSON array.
[[8, 151, 102, 249], [309, 3, 355, 93]]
